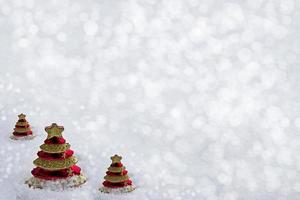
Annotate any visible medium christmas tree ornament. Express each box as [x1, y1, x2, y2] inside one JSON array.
[[100, 154, 135, 193], [26, 123, 86, 190], [10, 113, 35, 140]]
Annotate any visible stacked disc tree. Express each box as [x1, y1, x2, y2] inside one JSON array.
[[100, 154, 135, 193], [10, 113, 34, 140], [26, 123, 86, 189]]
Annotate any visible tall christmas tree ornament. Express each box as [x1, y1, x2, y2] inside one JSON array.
[[26, 123, 86, 190], [10, 113, 34, 140], [100, 154, 135, 193]]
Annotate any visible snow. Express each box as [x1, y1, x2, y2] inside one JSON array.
[[26, 174, 86, 190], [0, 0, 300, 199]]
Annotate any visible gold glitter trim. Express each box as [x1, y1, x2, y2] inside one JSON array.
[[45, 123, 64, 139], [107, 166, 125, 173], [14, 127, 30, 133], [16, 121, 29, 126], [40, 143, 70, 153], [18, 113, 26, 119], [33, 156, 77, 170], [111, 155, 122, 163], [104, 174, 129, 183]]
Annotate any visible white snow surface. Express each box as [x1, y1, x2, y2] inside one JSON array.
[[0, 0, 300, 199]]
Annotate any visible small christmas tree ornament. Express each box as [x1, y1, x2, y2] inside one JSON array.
[[10, 113, 34, 140], [100, 154, 135, 193], [26, 123, 86, 190]]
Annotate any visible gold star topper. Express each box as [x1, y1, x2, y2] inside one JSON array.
[[45, 123, 64, 139], [111, 154, 122, 164], [18, 113, 26, 119]]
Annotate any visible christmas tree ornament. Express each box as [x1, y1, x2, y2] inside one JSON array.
[[100, 154, 135, 193], [26, 123, 86, 190], [10, 113, 35, 140]]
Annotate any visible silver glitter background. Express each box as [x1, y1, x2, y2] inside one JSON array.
[[0, 0, 300, 199]]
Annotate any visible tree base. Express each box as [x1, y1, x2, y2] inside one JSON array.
[[10, 134, 35, 140], [100, 185, 135, 193], [25, 174, 86, 190]]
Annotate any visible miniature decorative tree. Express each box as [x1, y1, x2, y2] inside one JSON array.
[[10, 113, 34, 140], [100, 154, 135, 193], [26, 123, 86, 189]]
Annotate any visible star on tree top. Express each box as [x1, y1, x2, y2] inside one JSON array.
[[18, 113, 26, 119], [111, 155, 122, 164], [45, 123, 64, 139]]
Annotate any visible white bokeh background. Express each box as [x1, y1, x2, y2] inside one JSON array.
[[0, 0, 300, 199]]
